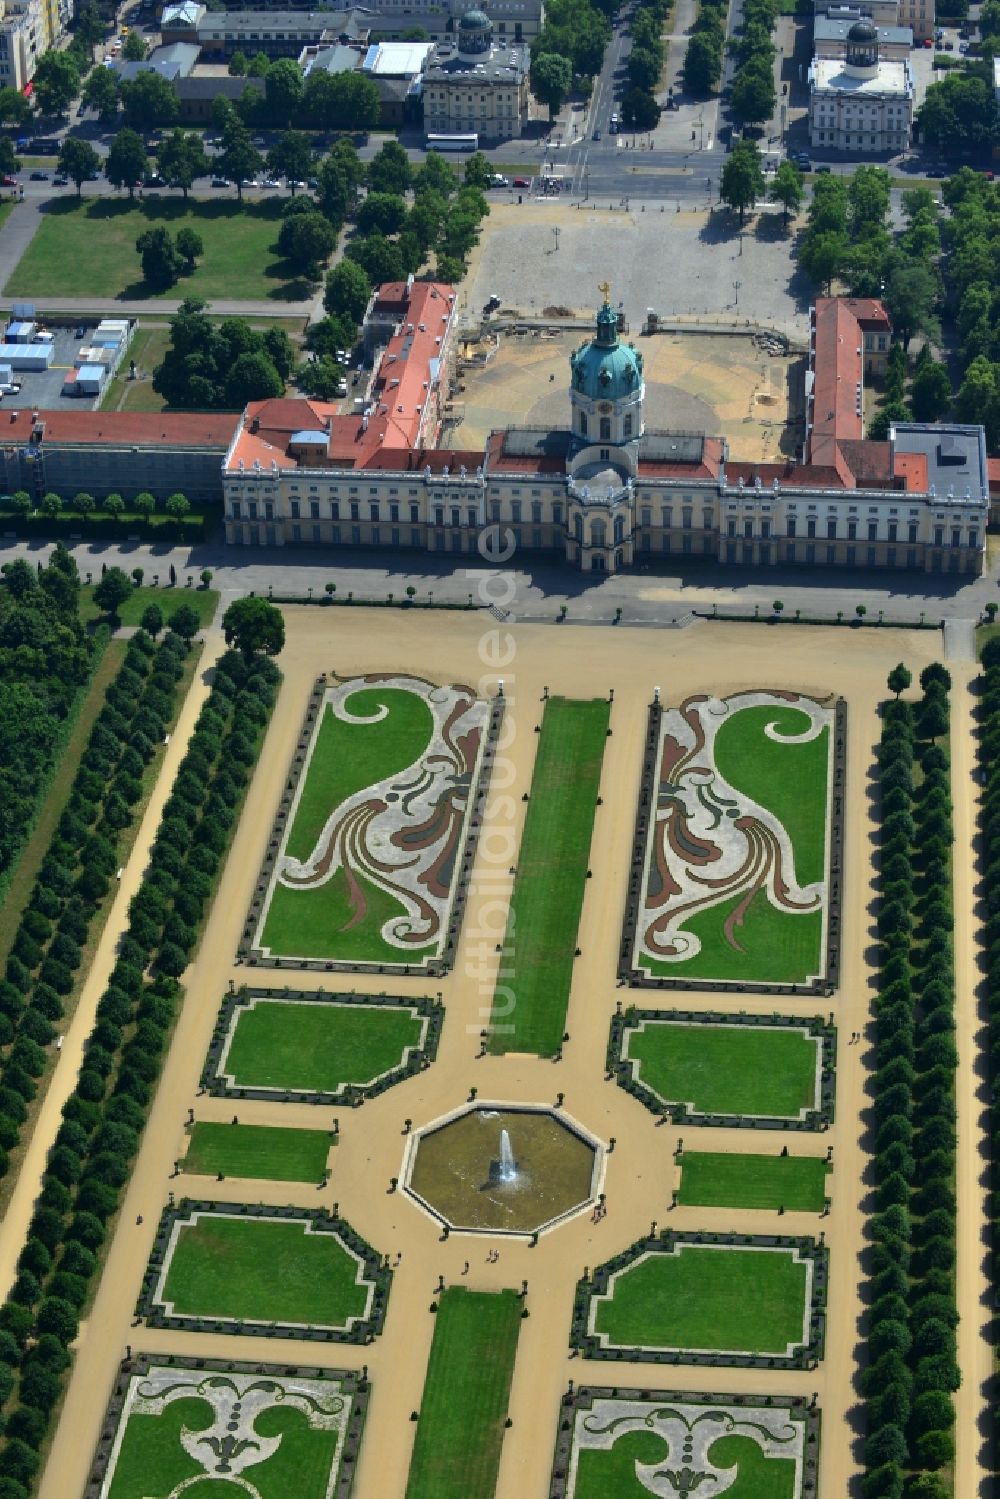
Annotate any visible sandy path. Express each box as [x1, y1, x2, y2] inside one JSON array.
[[0, 637, 221, 1303], [38, 611, 952, 1499], [950, 662, 992, 1496]]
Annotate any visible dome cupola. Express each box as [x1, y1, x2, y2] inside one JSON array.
[[568, 284, 645, 449]]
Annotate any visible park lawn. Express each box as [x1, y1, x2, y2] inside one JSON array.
[[106, 1391, 344, 1499], [405, 1288, 522, 1499], [224, 998, 424, 1094], [161, 1214, 370, 1327], [594, 1245, 809, 1355], [261, 866, 414, 963], [639, 891, 823, 984], [489, 697, 609, 1056], [5, 197, 310, 301], [100, 322, 172, 412], [573, 1430, 799, 1499], [79, 584, 218, 628], [713, 704, 830, 888], [678, 1151, 830, 1211], [182, 1122, 332, 1182], [626, 1020, 820, 1118]]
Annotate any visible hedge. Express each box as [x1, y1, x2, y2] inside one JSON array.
[[0, 647, 279, 1484], [864, 666, 958, 1498]]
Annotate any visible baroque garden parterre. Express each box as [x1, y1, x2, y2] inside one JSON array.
[[13, 606, 959, 1499]]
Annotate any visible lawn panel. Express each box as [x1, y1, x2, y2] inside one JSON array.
[[224, 998, 423, 1093], [573, 1429, 798, 1499], [182, 1122, 331, 1182], [489, 697, 609, 1055], [627, 1021, 819, 1118], [161, 1216, 369, 1328], [639, 891, 823, 984], [405, 1287, 521, 1499], [594, 1245, 808, 1355], [677, 1151, 829, 1211]]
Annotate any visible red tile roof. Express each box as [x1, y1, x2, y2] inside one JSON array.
[[0, 409, 233, 448], [988, 457, 1000, 493], [841, 297, 892, 333], [808, 298, 864, 476], [724, 459, 850, 489]]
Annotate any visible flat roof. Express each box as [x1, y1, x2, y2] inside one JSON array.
[[363, 40, 434, 74], [811, 56, 912, 95], [814, 16, 911, 41], [891, 423, 989, 502]]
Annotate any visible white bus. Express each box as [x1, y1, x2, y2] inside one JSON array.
[[425, 133, 479, 152]]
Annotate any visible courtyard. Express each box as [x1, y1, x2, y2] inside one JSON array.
[[29, 605, 960, 1499]]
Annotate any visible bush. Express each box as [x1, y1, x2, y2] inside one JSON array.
[[913, 1428, 954, 1467], [18, 1362, 61, 1411], [1, 1440, 39, 1486], [865, 1425, 908, 1468]]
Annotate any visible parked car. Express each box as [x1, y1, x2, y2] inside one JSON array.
[[593, 128, 601, 140], [211, 176, 230, 187], [52, 174, 67, 186], [15, 136, 28, 149], [923, 36, 933, 46], [489, 173, 509, 187], [959, 40, 969, 51], [29, 171, 48, 181], [74, 325, 87, 338], [513, 176, 530, 187], [1, 174, 15, 187]]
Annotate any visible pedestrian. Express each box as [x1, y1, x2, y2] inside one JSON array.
[[462, 1261, 469, 1275], [136, 1215, 143, 1225]]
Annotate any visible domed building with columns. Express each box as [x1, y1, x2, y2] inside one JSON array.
[[221, 278, 988, 578], [808, 14, 914, 153], [421, 6, 530, 141]]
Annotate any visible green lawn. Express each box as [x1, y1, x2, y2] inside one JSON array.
[[594, 1245, 809, 1355], [223, 998, 424, 1094], [160, 1214, 371, 1328], [678, 1151, 830, 1211], [713, 704, 830, 887], [259, 684, 436, 962], [100, 322, 173, 412], [639, 894, 823, 985], [405, 1288, 522, 1499], [182, 1122, 332, 1182], [626, 1020, 820, 1118], [489, 697, 609, 1056], [5, 198, 315, 301], [80, 584, 218, 628], [105, 1377, 350, 1499], [573, 1430, 799, 1499]]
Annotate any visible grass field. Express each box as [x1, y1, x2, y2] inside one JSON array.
[[104, 1371, 352, 1499], [259, 685, 435, 962], [677, 1152, 830, 1211], [713, 705, 829, 888], [573, 1429, 800, 1499], [223, 998, 424, 1094], [80, 584, 218, 628], [640, 896, 824, 985], [488, 697, 609, 1056], [5, 198, 315, 301], [594, 1245, 809, 1355], [405, 1288, 522, 1499], [100, 322, 172, 412], [182, 1122, 332, 1182], [160, 1214, 371, 1328], [626, 1020, 820, 1118]]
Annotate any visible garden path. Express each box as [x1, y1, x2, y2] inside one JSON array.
[[36, 610, 953, 1499]]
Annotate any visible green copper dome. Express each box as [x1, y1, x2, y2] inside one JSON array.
[[459, 9, 490, 27], [570, 301, 644, 402]]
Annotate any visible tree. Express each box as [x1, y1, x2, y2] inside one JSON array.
[[164, 492, 190, 518], [226, 352, 283, 406], [356, 191, 408, 236], [324, 258, 371, 322], [102, 491, 125, 517], [123, 28, 147, 60], [157, 128, 208, 198], [140, 603, 163, 637], [58, 137, 100, 198], [170, 604, 200, 639], [32, 51, 80, 116], [277, 211, 336, 276], [297, 357, 346, 399], [768, 160, 803, 226], [848, 164, 891, 240], [218, 120, 263, 200], [267, 130, 312, 190], [119, 70, 177, 128], [720, 139, 764, 224], [799, 229, 847, 295], [345, 230, 404, 286], [228, 49, 248, 76], [174, 226, 203, 272], [918, 72, 996, 152], [262, 56, 303, 126], [627, 46, 660, 91], [683, 31, 722, 93], [93, 567, 132, 619], [137, 226, 183, 289], [883, 259, 937, 349], [887, 664, 911, 698], [82, 63, 119, 121], [621, 86, 661, 131], [464, 151, 492, 189], [0, 86, 30, 125], [106, 127, 148, 199], [222, 596, 285, 661], [531, 52, 573, 119], [731, 59, 775, 128], [909, 358, 951, 423], [367, 138, 411, 195]]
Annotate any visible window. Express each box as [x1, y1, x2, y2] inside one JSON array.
[[951, 528, 961, 549], [369, 503, 379, 521], [934, 526, 944, 546], [827, 519, 837, 540], [451, 507, 461, 527], [761, 519, 771, 540], [390, 503, 399, 522], [350, 502, 359, 522], [247, 501, 258, 521], [410, 503, 419, 522], [682, 509, 692, 529], [623, 414, 633, 437], [434, 508, 444, 526], [848, 520, 857, 541], [552, 503, 563, 524], [641, 507, 652, 527], [312, 524, 321, 543], [290, 499, 300, 520], [579, 410, 588, 436], [969, 529, 979, 548], [703, 511, 713, 530], [787, 517, 796, 538], [372, 526, 380, 545], [511, 501, 521, 522], [807, 518, 816, 539], [744, 519, 753, 539], [411, 528, 421, 545], [908, 522, 918, 544], [532, 501, 542, 523], [599, 418, 611, 441], [230, 501, 242, 519], [867, 521, 878, 542], [490, 501, 501, 522], [291, 523, 301, 543], [888, 522, 897, 543]]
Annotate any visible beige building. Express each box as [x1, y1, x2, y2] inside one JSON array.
[[809, 18, 913, 153], [0, 0, 71, 92], [813, 14, 912, 59], [896, 0, 932, 42], [422, 9, 529, 142]]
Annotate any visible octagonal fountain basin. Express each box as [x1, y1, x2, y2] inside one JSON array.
[[403, 1103, 604, 1237]]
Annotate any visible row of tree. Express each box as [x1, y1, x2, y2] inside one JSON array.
[[864, 663, 958, 1499], [0, 546, 94, 896], [531, 0, 613, 84], [868, 342, 953, 441], [618, 0, 668, 134], [0, 605, 284, 1493], [683, 0, 726, 94], [3, 491, 194, 521], [976, 635, 1000, 1491], [728, 0, 777, 131]]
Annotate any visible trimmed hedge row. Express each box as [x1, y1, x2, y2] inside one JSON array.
[[0, 626, 194, 1191], [864, 664, 958, 1499], [978, 642, 1000, 1493], [0, 514, 211, 546], [0, 647, 280, 1495]]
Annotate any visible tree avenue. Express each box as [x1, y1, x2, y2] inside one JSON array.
[[720, 138, 765, 223]]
